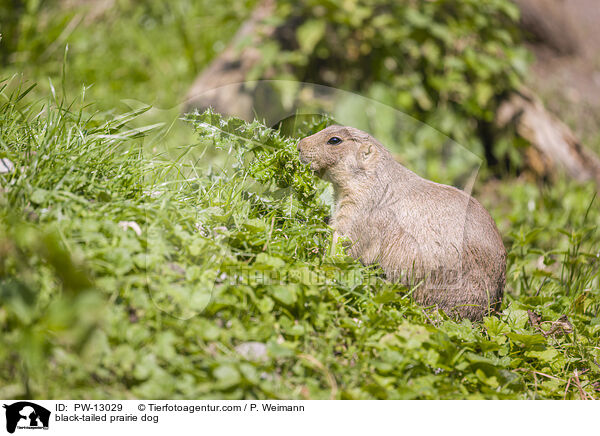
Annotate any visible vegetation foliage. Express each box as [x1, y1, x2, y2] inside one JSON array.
[[1, 87, 599, 398], [256, 0, 530, 165]]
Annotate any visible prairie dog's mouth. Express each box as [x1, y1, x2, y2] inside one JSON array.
[[313, 165, 326, 179], [298, 153, 325, 178]]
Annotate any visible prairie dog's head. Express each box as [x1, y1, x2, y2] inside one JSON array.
[[297, 125, 388, 185]]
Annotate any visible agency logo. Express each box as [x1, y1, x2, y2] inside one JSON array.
[[2, 402, 50, 434]]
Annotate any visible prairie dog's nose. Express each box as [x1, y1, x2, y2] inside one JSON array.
[[297, 138, 305, 151]]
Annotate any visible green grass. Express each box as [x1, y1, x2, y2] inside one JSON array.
[[4, 0, 255, 109], [2, 0, 258, 161], [1, 82, 598, 399]]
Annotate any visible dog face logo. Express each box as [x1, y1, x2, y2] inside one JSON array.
[[2, 402, 50, 433]]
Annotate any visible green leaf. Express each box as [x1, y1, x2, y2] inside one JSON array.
[[296, 19, 326, 53], [506, 333, 547, 346], [271, 285, 298, 306], [525, 348, 559, 363], [214, 365, 241, 389], [30, 188, 49, 205], [256, 296, 275, 313]]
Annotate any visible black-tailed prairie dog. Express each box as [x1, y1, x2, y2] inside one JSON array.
[[297, 125, 506, 321]]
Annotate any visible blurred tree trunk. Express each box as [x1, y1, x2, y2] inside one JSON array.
[[183, 0, 276, 116], [497, 87, 600, 186]]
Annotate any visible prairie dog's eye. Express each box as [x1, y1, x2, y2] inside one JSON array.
[[327, 136, 342, 145]]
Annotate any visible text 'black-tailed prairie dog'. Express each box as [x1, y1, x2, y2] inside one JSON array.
[[298, 125, 506, 321]]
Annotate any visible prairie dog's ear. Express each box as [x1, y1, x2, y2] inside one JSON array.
[[357, 142, 375, 169]]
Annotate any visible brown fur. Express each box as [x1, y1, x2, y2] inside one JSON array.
[[298, 125, 506, 321]]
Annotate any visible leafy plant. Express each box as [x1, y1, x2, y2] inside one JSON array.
[[253, 0, 530, 167], [2, 89, 598, 399]]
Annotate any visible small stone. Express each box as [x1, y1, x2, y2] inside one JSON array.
[[234, 342, 268, 362], [143, 190, 162, 198], [0, 158, 14, 174], [118, 220, 142, 236]]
